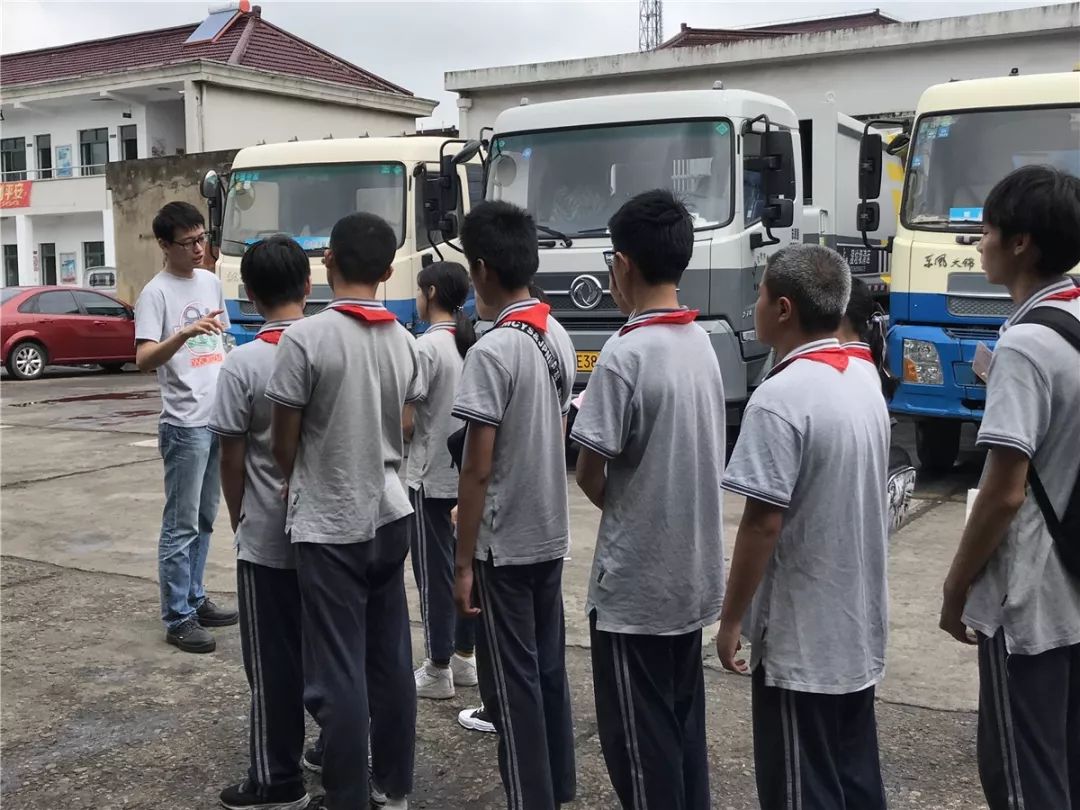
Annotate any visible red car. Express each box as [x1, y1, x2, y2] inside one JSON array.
[[1, 286, 135, 380]]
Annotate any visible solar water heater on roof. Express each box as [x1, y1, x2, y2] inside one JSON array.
[[184, 9, 240, 45]]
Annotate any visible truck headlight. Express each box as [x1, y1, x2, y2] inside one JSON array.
[[902, 339, 943, 385]]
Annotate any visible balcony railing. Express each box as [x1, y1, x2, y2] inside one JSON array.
[[1, 165, 106, 182]]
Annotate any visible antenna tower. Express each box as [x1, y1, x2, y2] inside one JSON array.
[[639, 0, 662, 51]]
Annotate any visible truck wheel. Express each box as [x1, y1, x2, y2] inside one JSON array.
[[915, 419, 961, 474]]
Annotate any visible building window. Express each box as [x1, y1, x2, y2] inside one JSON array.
[[3, 244, 18, 287], [1, 137, 27, 181], [83, 241, 106, 270], [120, 125, 138, 161], [36, 134, 52, 180], [79, 128, 109, 176], [40, 243, 57, 285]]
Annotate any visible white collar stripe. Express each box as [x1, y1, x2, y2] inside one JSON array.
[[1006, 279, 1078, 328]]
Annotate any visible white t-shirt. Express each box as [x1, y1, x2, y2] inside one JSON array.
[[135, 269, 229, 428]]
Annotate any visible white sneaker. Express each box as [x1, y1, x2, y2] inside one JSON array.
[[370, 781, 408, 809], [457, 704, 496, 734], [414, 659, 454, 699], [450, 653, 478, 687]]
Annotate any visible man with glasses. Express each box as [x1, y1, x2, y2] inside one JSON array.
[[136, 201, 238, 653]]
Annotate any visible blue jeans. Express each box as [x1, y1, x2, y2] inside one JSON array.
[[158, 423, 220, 630]]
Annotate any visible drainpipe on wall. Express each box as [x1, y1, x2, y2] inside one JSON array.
[[183, 79, 206, 153]]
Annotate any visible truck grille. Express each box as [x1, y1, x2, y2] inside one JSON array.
[[946, 296, 1014, 318]]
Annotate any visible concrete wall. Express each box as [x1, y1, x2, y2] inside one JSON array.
[[199, 86, 417, 150], [453, 10, 1080, 137], [106, 149, 237, 305]]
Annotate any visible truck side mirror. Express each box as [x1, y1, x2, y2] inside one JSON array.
[[857, 201, 881, 233], [452, 140, 483, 166], [201, 170, 224, 247], [763, 198, 794, 229], [859, 133, 884, 200]]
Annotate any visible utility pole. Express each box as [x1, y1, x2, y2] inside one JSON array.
[[639, 0, 663, 51]]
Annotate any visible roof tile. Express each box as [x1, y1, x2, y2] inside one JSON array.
[[0, 11, 411, 96]]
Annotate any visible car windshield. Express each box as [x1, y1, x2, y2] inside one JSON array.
[[221, 163, 407, 255], [903, 106, 1080, 230], [487, 120, 735, 235]]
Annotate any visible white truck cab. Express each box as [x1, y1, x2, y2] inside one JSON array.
[[201, 136, 483, 344], [454, 87, 900, 426]]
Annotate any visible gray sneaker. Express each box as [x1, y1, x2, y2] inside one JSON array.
[[166, 617, 216, 653]]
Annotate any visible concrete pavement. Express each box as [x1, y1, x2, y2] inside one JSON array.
[[1, 370, 987, 808]]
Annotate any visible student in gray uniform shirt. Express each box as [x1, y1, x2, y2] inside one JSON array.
[[940, 166, 1080, 810], [452, 201, 577, 810], [718, 244, 891, 810], [404, 261, 480, 701], [210, 236, 314, 810], [573, 190, 725, 810], [268, 213, 421, 810]]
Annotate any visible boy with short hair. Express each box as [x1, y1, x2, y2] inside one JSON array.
[[451, 201, 577, 809], [717, 244, 890, 810], [211, 235, 312, 810], [267, 213, 420, 810], [940, 165, 1080, 810], [572, 189, 726, 809], [135, 200, 238, 653]]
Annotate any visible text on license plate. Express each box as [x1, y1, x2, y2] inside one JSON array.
[[576, 351, 599, 372]]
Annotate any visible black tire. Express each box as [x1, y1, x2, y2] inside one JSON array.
[[915, 418, 961, 474], [101, 363, 126, 373], [6, 341, 47, 380]]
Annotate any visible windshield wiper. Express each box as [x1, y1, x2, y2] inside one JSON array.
[[222, 238, 251, 250], [573, 227, 609, 237], [536, 224, 573, 248]]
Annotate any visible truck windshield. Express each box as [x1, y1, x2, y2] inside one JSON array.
[[903, 106, 1080, 230], [487, 120, 735, 235], [221, 163, 406, 255]]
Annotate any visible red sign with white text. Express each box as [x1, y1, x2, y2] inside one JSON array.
[[0, 181, 32, 209]]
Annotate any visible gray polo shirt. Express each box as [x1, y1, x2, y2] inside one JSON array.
[[208, 320, 296, 569], [723, 338, 891, 695], [964, 280, 1080, 655], [265, 299, 422, 545], [570, 312, 726, 636], [406, 323, 464, 500], [452, 299, 575, 566], [134, 268, 230, 428]]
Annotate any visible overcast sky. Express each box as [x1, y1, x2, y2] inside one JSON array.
[[2, 0, 1073, 125]]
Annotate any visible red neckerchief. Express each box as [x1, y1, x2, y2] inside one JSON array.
[[330, 302, 397, 324], [843, 343, 875, 364], [498, 302, 551, 332], [768, 346, 850, 379], [256, 329, 285, 345], [1043, 287, 1080, 303], [619, 308, 699, 335]]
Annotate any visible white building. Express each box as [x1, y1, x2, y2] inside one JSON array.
[[447, 4, 1080, 139], [0, 3, 435, 288]]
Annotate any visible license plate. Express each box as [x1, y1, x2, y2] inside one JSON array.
[[576, 351, 599, 373]]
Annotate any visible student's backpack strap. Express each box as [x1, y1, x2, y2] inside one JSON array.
[[498, 320, 565, 398], [1015, 304, 1080, 579], [446, 321, 566, 472]]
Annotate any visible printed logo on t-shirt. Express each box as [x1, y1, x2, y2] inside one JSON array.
[[177, 302, 224, 367]]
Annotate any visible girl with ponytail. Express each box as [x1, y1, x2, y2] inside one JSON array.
[[404, 261, 479, 700], [839, 277, 899, 400], [840, 277, 916, 533]]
